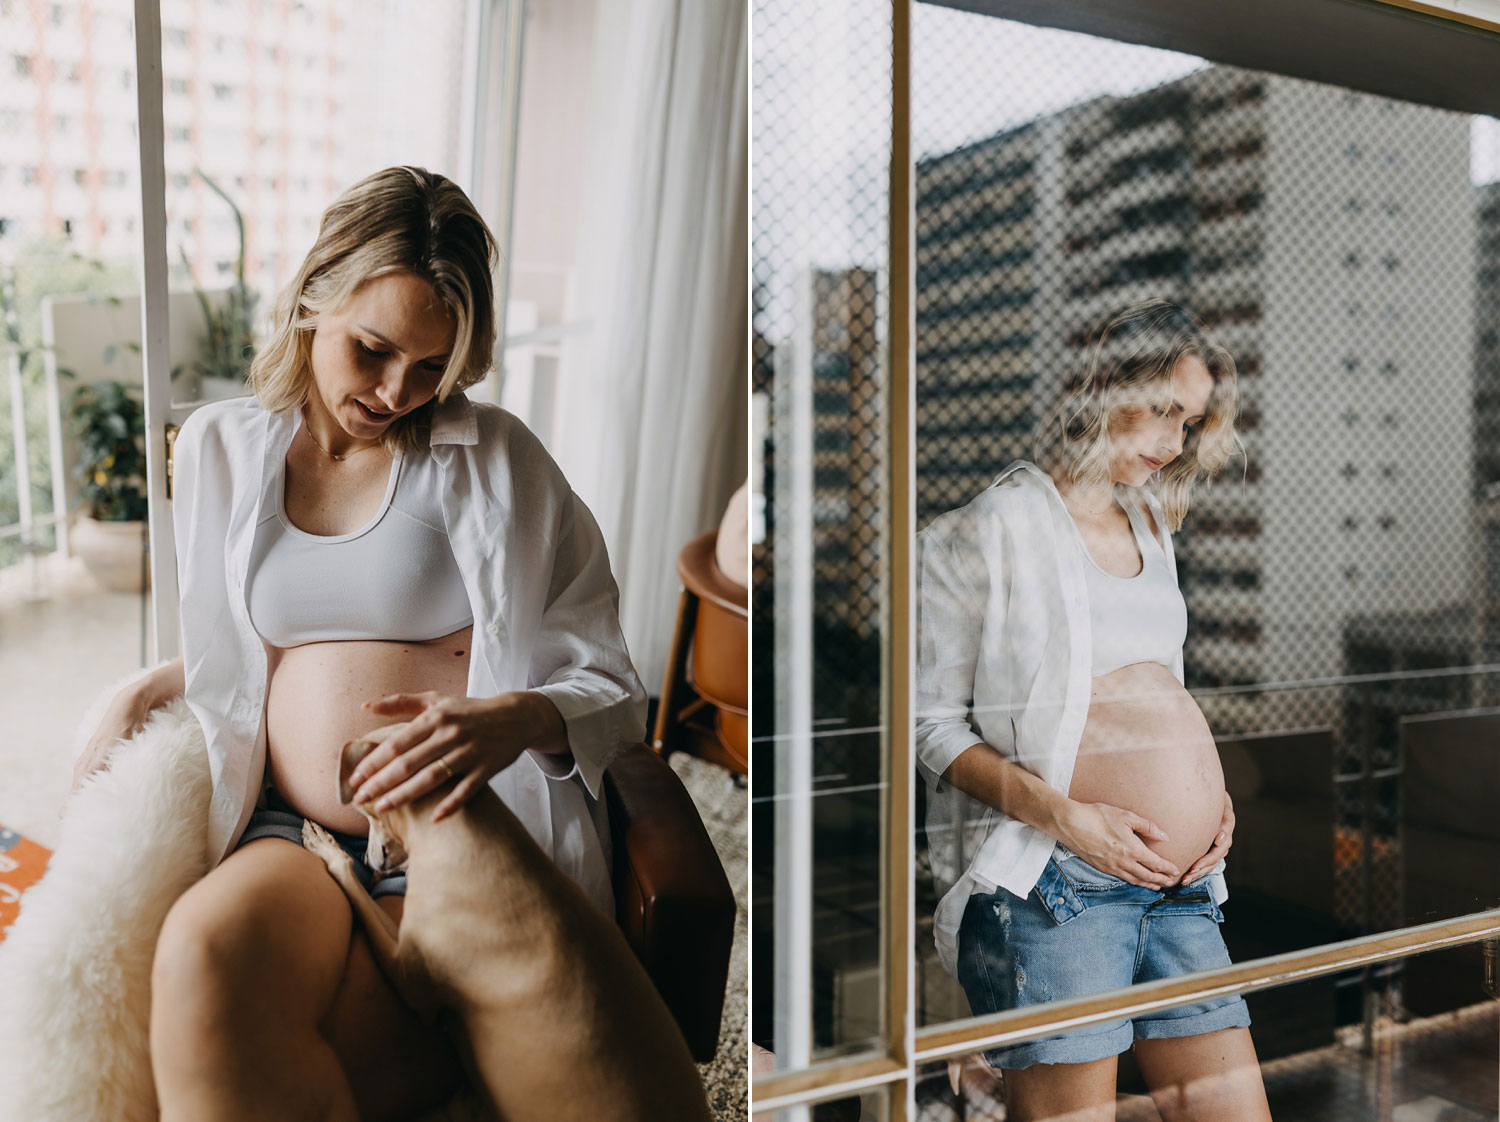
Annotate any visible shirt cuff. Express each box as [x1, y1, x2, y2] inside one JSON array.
[[527, 746, 581, 783], [527, 679, 644, 799], [915, 721, 985, 791]]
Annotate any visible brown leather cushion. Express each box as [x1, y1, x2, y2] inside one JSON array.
[[604, 743, 736, 1062]]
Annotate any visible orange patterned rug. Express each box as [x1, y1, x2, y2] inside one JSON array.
[[0, 826, 51, 941]]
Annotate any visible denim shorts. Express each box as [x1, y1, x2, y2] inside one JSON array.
[[956, 844, 1250, 1070], [233, 786, 408, 899]]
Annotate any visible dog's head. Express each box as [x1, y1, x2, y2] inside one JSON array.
[[337, 723, 411, 876]]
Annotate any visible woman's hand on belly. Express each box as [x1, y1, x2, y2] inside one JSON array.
[[1180, 791, 1235, 886], [1053, 799, 1183, 890], [346, 689, 569, 820]]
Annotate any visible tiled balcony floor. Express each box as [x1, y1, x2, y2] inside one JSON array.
[[0, 553, 152, 850]]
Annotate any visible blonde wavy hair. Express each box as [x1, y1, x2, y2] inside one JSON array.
[[249, 166, 498, 455], [1032, 299, 1243, 532]]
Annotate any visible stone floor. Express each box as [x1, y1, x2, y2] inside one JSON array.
[[0, 553, 151, 850], [913, 1002, 1499, 1122]]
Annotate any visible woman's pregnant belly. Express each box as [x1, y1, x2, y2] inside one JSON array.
[[1065, 661, 1225, 877], [264, 625, 474, 835]]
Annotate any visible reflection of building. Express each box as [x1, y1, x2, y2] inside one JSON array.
[[915, 65, 1478, 734], [811, 267, 883, 642], [914, 117, 1067, 525], [1477, 182, 1500, 491]]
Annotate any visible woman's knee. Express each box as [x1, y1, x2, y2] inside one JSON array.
[[152, 840, 353, 1027]]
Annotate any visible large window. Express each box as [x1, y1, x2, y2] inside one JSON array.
[[753, 1, 1500, 1115]]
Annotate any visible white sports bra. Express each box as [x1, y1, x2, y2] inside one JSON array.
[[247, 420, 475, 647], [1067, 491, 1187, 678]]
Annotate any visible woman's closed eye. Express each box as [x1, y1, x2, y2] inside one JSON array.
[[357, 339, 445, 372]]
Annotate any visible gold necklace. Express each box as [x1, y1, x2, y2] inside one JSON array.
[[1064, 490, 1116, 517], [301, 424, 382, 462]]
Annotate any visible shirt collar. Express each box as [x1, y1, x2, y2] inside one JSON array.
[[429, 390, 478, 446]]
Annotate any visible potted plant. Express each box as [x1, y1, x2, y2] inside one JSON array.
[[173, 166, 258, 398], [66, 378, 148, 593]]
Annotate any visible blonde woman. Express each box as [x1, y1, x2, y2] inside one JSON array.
[[71, 167, 647, 1119], [916, 300, 1272, 1120]]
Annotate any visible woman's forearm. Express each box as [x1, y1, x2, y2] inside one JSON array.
[[127, 655, 185, 712], [521, 691, 570, 755], [942, 742, 1073, 838]]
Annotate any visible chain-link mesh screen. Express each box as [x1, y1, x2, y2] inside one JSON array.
[[751, 0, 891, 1064], [909, 6, 1500, 1040]]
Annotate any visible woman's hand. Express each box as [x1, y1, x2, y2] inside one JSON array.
[[1181, 791, 1235, 886], [69, 691, 152, 797], [1053, 800, 1181, 889], [347, 690, 566, 821]]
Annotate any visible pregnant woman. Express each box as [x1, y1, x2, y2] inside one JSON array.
[[70, 166, 646, 1121], [916, 300, 1272, 1121]]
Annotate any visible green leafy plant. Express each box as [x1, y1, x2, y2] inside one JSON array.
[[174, 166, 258, 386], [66, 379, 147, 522]]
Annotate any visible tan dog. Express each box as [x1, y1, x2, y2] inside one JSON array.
[[300, 721, 712, 1122]]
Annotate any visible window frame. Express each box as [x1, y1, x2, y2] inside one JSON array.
[[751, 1, 1500, 1116]]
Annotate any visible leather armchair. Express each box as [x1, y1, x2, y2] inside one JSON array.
[[605, 742, 737, 1062]]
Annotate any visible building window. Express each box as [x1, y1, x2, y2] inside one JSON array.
[[13, 54, 29, 77]]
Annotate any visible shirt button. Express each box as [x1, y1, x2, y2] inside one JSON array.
[[487, 622, 499, 635]]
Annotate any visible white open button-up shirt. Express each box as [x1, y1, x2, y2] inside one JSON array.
[[171, 390, 646, 916], [916, 460, 1226, 977]]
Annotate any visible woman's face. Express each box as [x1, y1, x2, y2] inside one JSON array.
[[1107, 353, 1215, 486], [306, 270, 457, 436]]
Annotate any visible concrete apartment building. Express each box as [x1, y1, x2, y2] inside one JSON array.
[[915, 65, 1477, 735], [0, 0, 465, 296]]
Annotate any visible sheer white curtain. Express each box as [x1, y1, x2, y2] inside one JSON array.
[[554, 0, 747, 692]]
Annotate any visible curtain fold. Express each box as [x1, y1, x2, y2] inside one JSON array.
[[556, 0, 748, 693]]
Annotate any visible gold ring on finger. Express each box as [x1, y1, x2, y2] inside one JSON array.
[[435, 756, 454, 782]]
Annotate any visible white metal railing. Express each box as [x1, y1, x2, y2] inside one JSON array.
[[0, 259, 71, 582]]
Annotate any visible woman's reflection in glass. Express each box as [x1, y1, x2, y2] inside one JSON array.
[[916, 299, 1271, 1120]]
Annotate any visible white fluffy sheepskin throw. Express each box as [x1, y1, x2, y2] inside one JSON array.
[[0, 670, 490, 1122]]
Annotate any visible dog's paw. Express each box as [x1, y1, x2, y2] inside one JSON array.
[[301, 819, 355, 877]]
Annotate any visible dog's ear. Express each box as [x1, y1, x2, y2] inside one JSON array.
[[336, 721, 411, 804], [338, 738, 379, 805]]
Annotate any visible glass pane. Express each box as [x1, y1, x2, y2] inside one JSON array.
[[0, 0, 151, 852], [503, 0, 592, 442], [761, 1083, 893, 1122], [910, 1, 1500, 1039], [752, 0, 892, 1067], [918, 940, 1499, 1121], [157, 0, 472, 408]]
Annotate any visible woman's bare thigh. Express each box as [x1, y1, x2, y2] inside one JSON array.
[[321, 894, 466, 1121], [153, 838, 463, 1119]]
